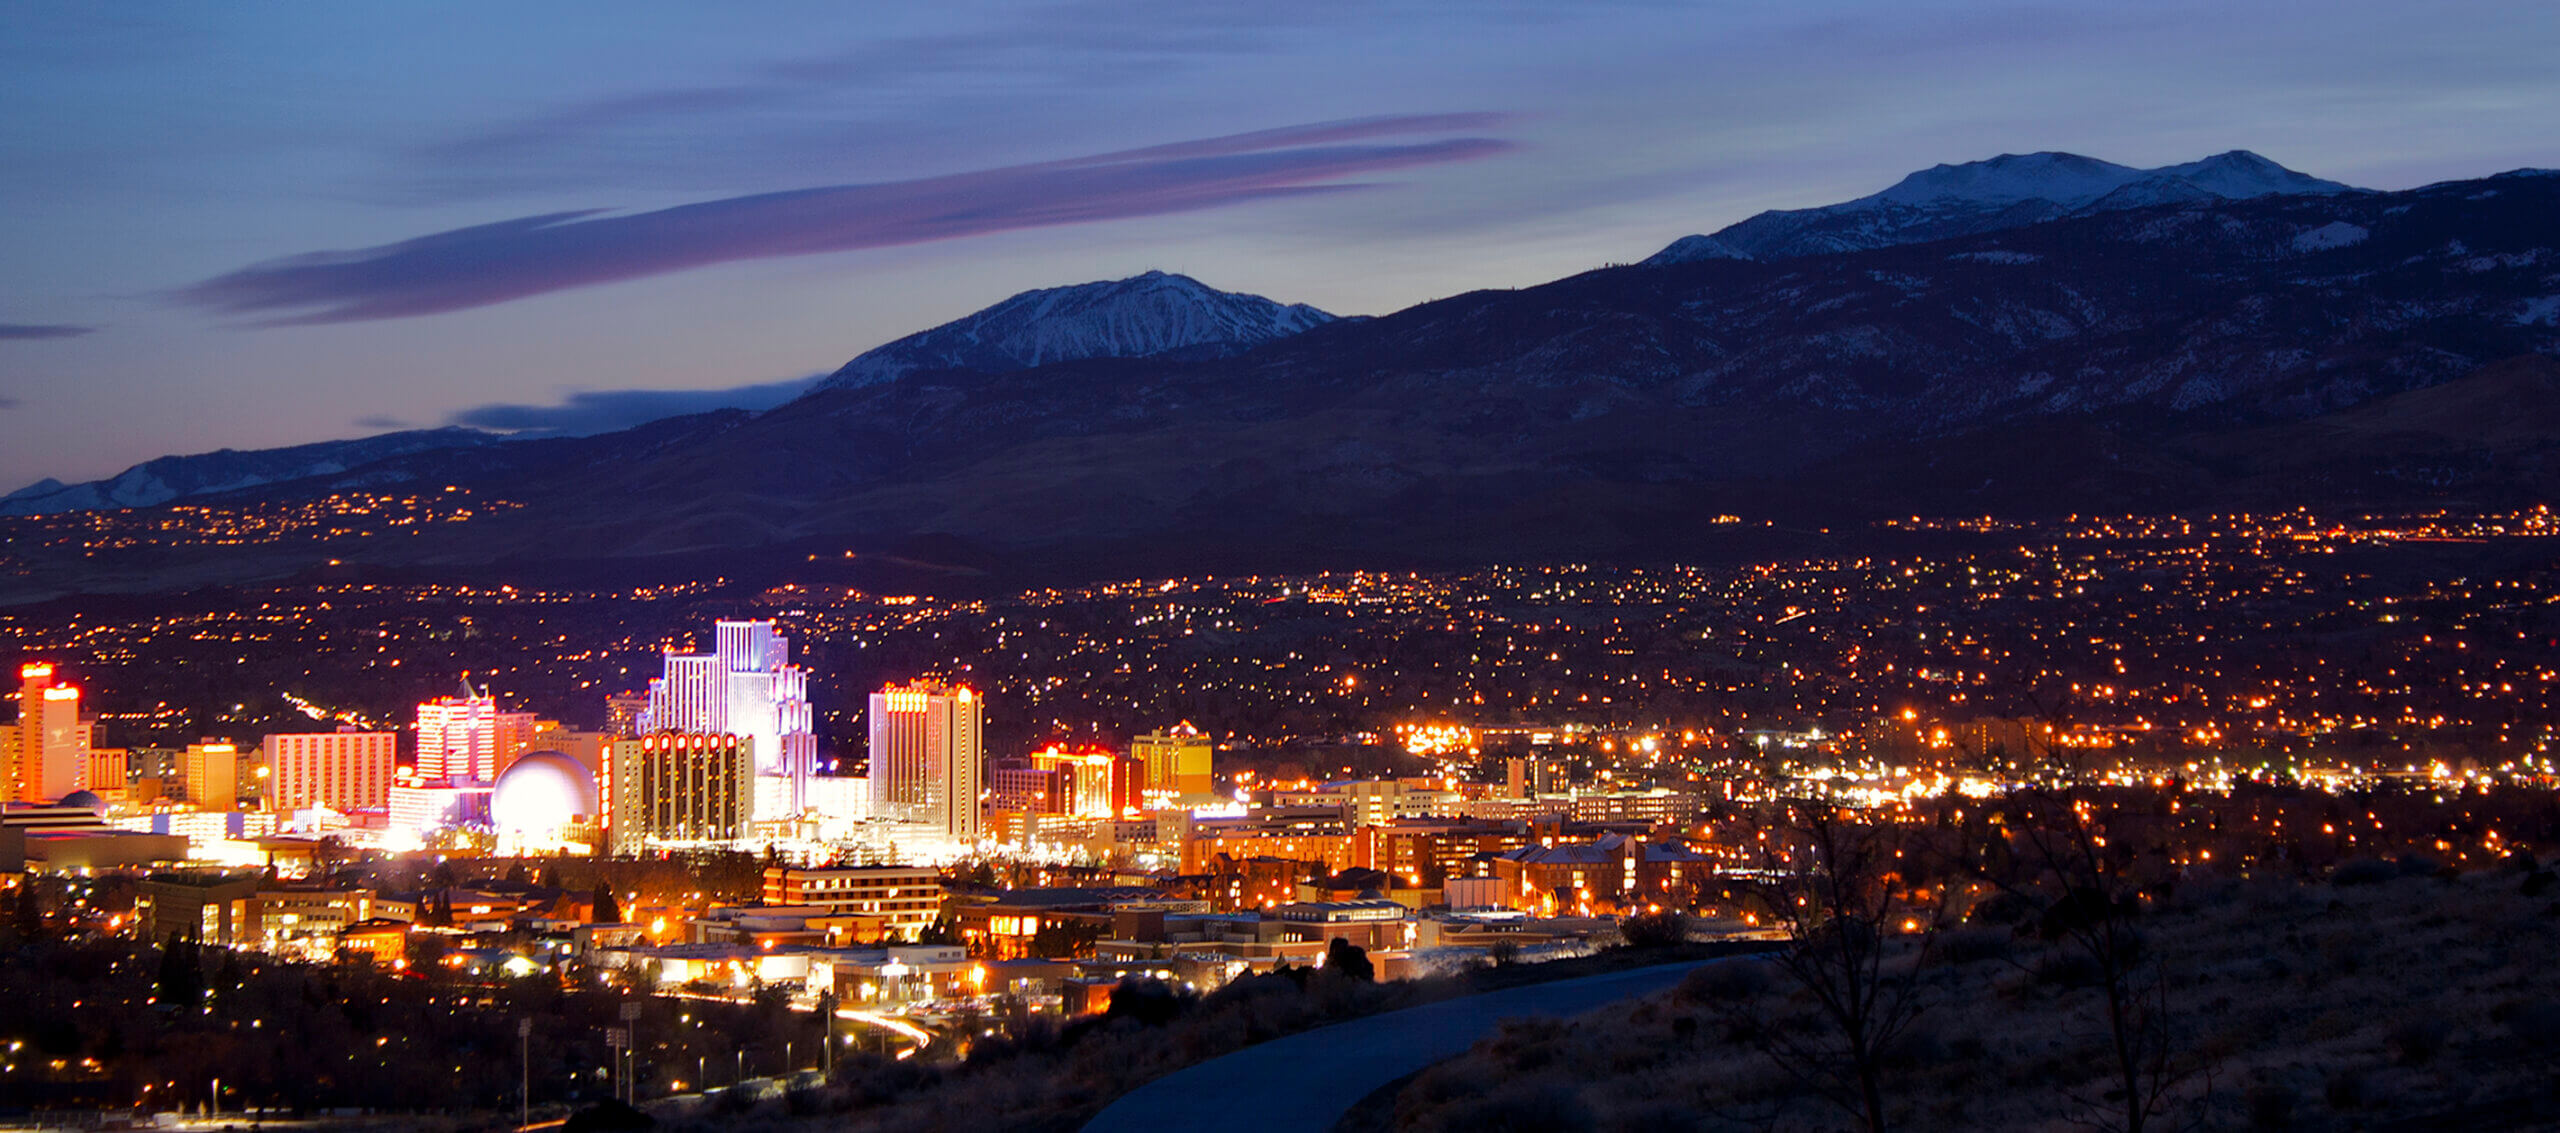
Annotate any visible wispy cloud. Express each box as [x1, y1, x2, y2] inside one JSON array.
[[396, 2, 1308, 201], [442, 374, 824, 436], [185, 114, 1512, 325], [0, 397, 21, 410], [0, 323, 95, 340]]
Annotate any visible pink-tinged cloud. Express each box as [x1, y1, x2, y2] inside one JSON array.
[[183, 115, 1513, 324]]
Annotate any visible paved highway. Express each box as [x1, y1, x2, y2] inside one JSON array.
[[1083, 959, 1713, 1133]]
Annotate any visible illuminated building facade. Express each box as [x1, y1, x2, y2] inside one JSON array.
[[136, 872, 261, 948], [1354, 819, 1532, 888], [989, 763, 1068, 815], [604, 733, 752, 854], [1181, 809, 1356, 875], [1131, 725, 1215, 803], [86, 748, 128, 800], [386, 777, 491, 841], [415, 680, 536, 786], [183, 741, 240, 810], [248, 886, 375, 956], [761, 864, 943, 938], [639, 620, 818, 819], [264, 729, 398, 812], [867, 682, 981, 843], [1028, 743, 1141, 819], [1269, 779, 1460, 829], [1490, 835, 1711, 914], [15, 663, 90, 803], [604, 692, 649, 738]]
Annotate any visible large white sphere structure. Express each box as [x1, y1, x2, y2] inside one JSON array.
[[490, 750, 597, 840]]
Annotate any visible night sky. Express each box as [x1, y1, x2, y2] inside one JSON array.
[[3, 1, 2555, 490]]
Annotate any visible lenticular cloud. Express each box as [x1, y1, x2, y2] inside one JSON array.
[[182, 114, 1512, 325]]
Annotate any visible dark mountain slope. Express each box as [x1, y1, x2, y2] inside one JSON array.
[[478, 169, 2556, 559], [0, 427, 505, 516]]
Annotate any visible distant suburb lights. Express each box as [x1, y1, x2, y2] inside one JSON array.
[[178, 114, 1514, 326]]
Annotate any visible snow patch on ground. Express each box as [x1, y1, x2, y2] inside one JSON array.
[[2460, 251, 2543, 272], [1948, 250, 2043, 264], [2292, 222, 2369, 252], [2171, 377, 2229, 410]]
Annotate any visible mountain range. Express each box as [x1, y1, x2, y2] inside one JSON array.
[[0, 427, 503, 517], [4, 272, 1335, 519], [5, 150, 2556, 601], [1644, 150, 2354, 264]]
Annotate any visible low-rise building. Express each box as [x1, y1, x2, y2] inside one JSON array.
[[1181, 808, 1355, 876], [687, 904, 885, 949], [247, 885, 374, 955], [1491, 834, 1711, 915], [1097, 898, 1418, 981], [1356, 818, 1533, 888], [136, 871, 261, 946], [1268, 779, 1460, 829], [760, 864, 943, 938], [952, 886, 1202, 959], [825, 944, 976, 1004]]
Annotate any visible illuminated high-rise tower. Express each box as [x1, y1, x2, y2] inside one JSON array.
[[265, 728, 398, 811], [1028, 742, 1142, 818], [183, 741, 239, 810], [867, 681, 982, 844], [415, 678, 535, 786], [16, 663, 89, 803], [640, 620, 818, 818], [1132, 724, 1216, 803]]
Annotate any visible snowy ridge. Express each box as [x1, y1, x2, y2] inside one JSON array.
[[1645, 150, 2359, 265], [813, 271, 1335, 393], [1, 427, 502, 517], [1873, 151, 2145, 208]]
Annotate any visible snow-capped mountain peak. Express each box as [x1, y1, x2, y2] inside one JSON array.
[[2137, 149, 2352, 199], [811, 271, 1336, 393], [1871, 151, 2146, 209], [1643, 149, 2363, 265]]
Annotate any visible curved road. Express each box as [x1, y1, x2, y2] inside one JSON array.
[[1083, 959, 1713, 1133]]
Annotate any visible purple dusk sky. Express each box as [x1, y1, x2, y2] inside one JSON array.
[[1, 1, 2556, 489]]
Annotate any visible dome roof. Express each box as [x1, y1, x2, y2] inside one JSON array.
[[57, 789, 106, 816], [490, 750, 597, 836]]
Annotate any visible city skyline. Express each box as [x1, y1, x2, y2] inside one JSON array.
[[8, 510, 2560, 1127], [5, 9, 2560, 1127]]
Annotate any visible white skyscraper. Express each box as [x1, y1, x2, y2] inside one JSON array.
[[867, 681, 981, 844], [641, 620, 818, 819]]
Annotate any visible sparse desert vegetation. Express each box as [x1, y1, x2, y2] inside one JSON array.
[[1374, 865, 2560, 1132]]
